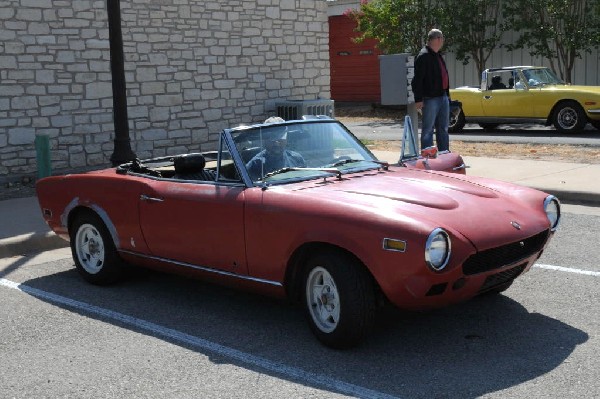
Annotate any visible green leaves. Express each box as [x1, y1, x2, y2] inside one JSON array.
[[347, 0, 443, 55], [349, 0, 600, 82], [502, 0, 600, 83]]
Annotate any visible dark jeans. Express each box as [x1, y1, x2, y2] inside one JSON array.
[[421, 95, 449, 151]]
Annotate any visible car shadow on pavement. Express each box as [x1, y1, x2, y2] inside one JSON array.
[[22, 268, 588, 399], [459, 125, 597, 137]]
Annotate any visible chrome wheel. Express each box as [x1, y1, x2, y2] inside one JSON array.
[[302, 250, 376, 348], [70, 212, 123, 285], [553, 101, 586, 132], [306, 266, 340, 333], [556, 107, 577, 129], [448, 107, 465, 133], [75, 223, 105, 274]]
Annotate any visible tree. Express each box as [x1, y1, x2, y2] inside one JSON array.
[[347, 0, 506, 77], [346, 0, 443, 56], [503, 0, 600, 83], [441, 0, 506, 77]]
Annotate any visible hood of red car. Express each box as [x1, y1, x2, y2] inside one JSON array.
[[291, 168, 549, 250], [333, 173, 495, 210]]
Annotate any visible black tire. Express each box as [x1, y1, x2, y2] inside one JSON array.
[[448, 107, 465, 133], [70, 212, 124, 285], [303, 249, 376, 349], [552, 101, 587, 133], [479, 123, 499, 131], [590, 120, 600, 131]]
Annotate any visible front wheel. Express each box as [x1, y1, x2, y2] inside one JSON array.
[[303, 250, 376, 349], [448, 107, 465, 133], [70, 212, 124, 285], [553, 101, 587, 133]]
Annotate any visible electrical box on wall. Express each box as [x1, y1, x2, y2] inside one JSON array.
[[379, 54, 415, 105]]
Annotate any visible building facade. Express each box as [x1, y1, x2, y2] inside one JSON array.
[[328, 0, 600, 101], [0, 0, 331, 183]]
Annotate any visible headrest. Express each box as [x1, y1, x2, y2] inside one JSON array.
[[174, 153, 206, 174]]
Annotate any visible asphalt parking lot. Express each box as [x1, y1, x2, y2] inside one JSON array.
[[1, 204, 599, 398]]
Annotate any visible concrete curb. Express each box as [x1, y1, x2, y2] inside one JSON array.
[[542, 189, 600, 206]]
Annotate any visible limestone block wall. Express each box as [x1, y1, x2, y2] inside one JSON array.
[[0, 0, 331, 183]]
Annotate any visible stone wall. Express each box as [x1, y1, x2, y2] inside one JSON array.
[[0, 0, 331, 183]]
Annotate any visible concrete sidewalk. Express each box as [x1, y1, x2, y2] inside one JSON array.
[[373, 151, 600, 204], [1, 153, 599, 258], [0, 196, 68, 258]]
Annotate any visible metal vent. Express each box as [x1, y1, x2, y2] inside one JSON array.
[[276, 99, 335, 120], [463, 230, 549, 275]]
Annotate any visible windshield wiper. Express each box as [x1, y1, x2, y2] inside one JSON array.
[[331, 158, 363, 167], [262, 167, 341, 179], [332, 158, 389, 169]]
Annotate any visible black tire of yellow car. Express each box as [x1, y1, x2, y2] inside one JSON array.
[[591, 120, 600, 131], [479, 123, 500, 131], [303, 249, 376, 349], [552, 101, 587, 133], [70, 212, 124, 285], [448, 107, 466, 133]]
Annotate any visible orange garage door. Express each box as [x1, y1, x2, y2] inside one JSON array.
[[329, 15, 381, 102]]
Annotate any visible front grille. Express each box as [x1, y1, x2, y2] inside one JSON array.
[[478, 263, 526, 293], [425, 283, 447, 296], [463, 230, 549, 275]]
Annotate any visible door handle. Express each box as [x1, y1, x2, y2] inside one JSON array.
[[484, 95, 492, 100], [140, 194, 164, 202]]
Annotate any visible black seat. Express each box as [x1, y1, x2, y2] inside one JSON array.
[[173, 153, 215, 181]]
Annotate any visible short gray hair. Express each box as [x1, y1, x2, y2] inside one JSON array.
[[427, 29, 443, 40]]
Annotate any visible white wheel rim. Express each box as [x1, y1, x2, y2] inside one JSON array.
[[306, 266, 340, 333], [75, 223, 105, 274], [449, 112, 458, 127]]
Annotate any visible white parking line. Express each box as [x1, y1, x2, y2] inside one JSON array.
[[534, 263, 600, 277], [0, 278, 399, 399], [1, 263, 596, 398]]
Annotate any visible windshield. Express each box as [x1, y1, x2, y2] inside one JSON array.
[[521, 68, 564, 87], [230, 120, 379, 183]]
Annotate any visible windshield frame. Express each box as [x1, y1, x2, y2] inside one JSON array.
[[520, 67, 564, 87], [221, 119, 382, 187]]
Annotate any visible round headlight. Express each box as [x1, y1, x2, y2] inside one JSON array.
[[425, 228, 451, 271], [544, 195, 561, 231]]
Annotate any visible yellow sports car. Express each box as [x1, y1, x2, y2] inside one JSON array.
[[449, 66, 600, 133]]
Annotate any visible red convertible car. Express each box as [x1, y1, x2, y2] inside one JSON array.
[[36, 118, 560, 348]]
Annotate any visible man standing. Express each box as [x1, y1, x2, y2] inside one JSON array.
[[411, 28, 450, 152]]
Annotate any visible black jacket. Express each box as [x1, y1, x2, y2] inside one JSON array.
[[411, 46, 450, 102]]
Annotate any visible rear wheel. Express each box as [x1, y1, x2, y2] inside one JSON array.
[[448, 107, 465, 133], [70, 212, 124, 285], [553, 101, 587, 133], [303, 250, 376, 349]]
